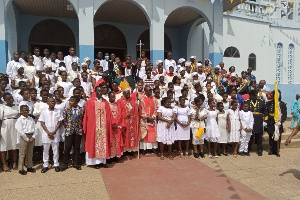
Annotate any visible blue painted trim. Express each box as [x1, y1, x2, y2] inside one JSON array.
[[150, 50, 164, 65], [209, 52, 223, 67], [0, 40, 8, 74], [79, 45, 94, 63], [266, 84, 300, 115]]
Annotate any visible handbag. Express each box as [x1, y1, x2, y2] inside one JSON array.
[[195, 126, 204, 138]]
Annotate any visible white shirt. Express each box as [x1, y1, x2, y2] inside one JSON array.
[[64, 55, 79, 71], [33, 55, 42, 68], [6, 60, 22, 78], [45, 61, 58, 71], [81, 81, 93, 98], [198, 72, 206, 83], [55, 59, 64, 65], [239, 110, 254, 130], [19, 58, 27, 65], [15, 115, 37, 142], [43, 57, 51, 65], [164, 59, 176, 73], [39, 109, 63, 143]]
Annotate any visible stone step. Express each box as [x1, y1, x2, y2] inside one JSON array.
[[261, 138, 300, 150]]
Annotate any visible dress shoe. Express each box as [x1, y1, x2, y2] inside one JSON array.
[[61, 166, 68, 172], [41, 167, 49, 173], [74, 165, 82, 170], [54, 166, 60, 172], [94, 164, 100, 169], [194, 153, 200, 158], [27, 168, 36, 173], [19, 170, 27, 175], [142, 150, 147, 155], [200, 152, 205, 158], [246, 152, 251, 156], [114, 158, 120, 163], [276, 153, 280, 157], [106, 159, 112, 164], [100, 163, 108, 168], [268, 151, 273, 155], [258, 153, 262, 156]]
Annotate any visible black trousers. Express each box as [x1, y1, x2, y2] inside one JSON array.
[[268, 133, 281, 154], [64, 134, 82, 166], [248, 132, 263, 154]]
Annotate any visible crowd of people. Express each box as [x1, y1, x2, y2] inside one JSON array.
[[1, 46, 291, 175]]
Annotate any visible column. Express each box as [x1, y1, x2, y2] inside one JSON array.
[[78, 0, 94, 62], [0, 0, 8, 73], [208, 1, 223, 67], [150, 0, 165, 64]]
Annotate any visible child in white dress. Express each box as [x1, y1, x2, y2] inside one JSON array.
[[205, 99, 220, 158], [174, 96, 191, 158], [157, 97, 176, 160], [228, 101, 241, 157], [239, 102, 254, 156], [190, 95, 207, 158], [217, 102, 230, 156]]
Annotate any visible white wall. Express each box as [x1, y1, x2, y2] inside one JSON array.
[[187, 23, 204, 62]]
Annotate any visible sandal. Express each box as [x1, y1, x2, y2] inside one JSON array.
[[2, 164, 11, 172], [160, 156, 164, 160], [169, 156, 174, 160], [185, 152, 189, 158]]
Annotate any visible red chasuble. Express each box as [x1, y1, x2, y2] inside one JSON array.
[[140, 96, 158, 143], [109, 102, 124, 157], [116, 96, 138, 150], [83, 97, 113, 158]]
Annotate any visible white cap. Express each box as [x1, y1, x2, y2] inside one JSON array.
[[156, 60, 163, 66], [178, 58, 186, 64], [81, 62, 88, 67], [196, 63, 203, 67], [178, 67, 186, 72], [185, 61, 191, 67], [215, 65, 220, 69], [84, 57, 91, 62], [190, 56, 196, 59], [192, 72, 198, 76]]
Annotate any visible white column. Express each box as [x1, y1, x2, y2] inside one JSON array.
[[78, 0, 94, 61], [0, 0, 8, 73], [208, 1, 223, 67], [150, 0, 165, 64]]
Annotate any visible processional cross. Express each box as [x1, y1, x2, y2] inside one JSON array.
[[137, 40, 144, 58]]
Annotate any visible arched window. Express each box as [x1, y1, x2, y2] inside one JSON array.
[[288, 44, 294, 84], [276, 43, 283, 84], [224, 47, 240, 58], [248, 53, 256, 71]]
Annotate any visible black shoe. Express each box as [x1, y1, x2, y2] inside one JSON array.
[[100, 163, 108, 168], [239, 152, 245, 156], [54, 166, 60, 172], [61, 166, 68, 171], [74, 165, 82, 170], [142, 150, 147, 155], [268, 151, 273, 155], [106, 159, 112, 164], [194, 153, 200, 158], [276, 153, 280, 157], [258, 153, 262, 156], [19, 170, 27, 175], [200, 152, 205, 158], [41, 167, 49, 173], [27, 168, 36, 173], [245, 152, 250, 156], [94, 164, 100, 169], [114, 158, 121, 163], [152, 149, 158, 155]]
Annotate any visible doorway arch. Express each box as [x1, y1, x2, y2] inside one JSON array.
[[28, 19, 76, 55]]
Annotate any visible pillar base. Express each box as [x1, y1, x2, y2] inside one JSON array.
[[79, 45, 94, 63], [0, 40, 8, 73], [209, 52, 223, 68], [150, 50, 164, 65]]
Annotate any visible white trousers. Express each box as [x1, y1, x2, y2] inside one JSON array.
[[43, 142, 59, 168], [239, 130, 252, 153], [139, 142, 158, 150]]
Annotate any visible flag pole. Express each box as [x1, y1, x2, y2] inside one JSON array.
[[136, 92, 140, 159]]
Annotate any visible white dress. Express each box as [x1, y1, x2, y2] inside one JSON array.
[[174, 85, 182, 101], [174, 106, 191, 140], [190, 107, 208, 145], [55, 101, 67, 141], [0, 105, 19, 151], [205, 110, 220, 142], [218, 110, 228, 143], [228, 109, 241, 143], [24, 65, 36, 81], [157, 106, 176, 145], [223, 101, 230, 110], [33, 101, 49, 146]]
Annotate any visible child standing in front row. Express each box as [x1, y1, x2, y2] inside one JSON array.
[[62, 96, 85, 171], [15, 105, 37, 175], [217, 102, 230, 156], [228, 101, 241, 157], [239, 102, 254, 156], [39, 97, 62, 173], [205, 99, 220, 158]]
